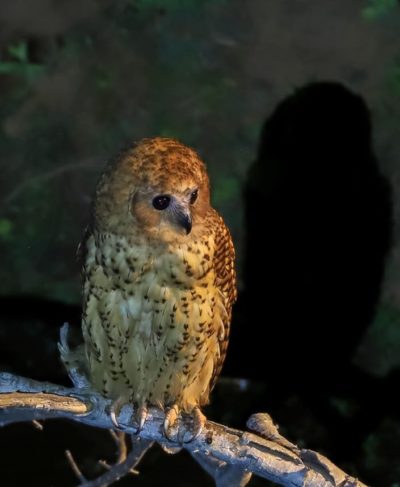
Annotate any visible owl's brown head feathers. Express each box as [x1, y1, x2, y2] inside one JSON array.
[[94, 138, 211, 242]]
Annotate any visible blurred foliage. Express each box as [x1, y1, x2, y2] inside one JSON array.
[[133, 0, 224, 10], [0, 0, 250, 301], [362, 0, 400, 103], [0, 41, 45, 79], [0, 218, 13, 240], [212, 176, 240, 205], [363, 419, 400, 485], [362, 0, 398, 20], [386, 60, 400, 98], [355, 303, 400, 376]]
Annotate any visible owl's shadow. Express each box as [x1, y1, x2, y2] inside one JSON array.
[[225, 81, 394, 459]]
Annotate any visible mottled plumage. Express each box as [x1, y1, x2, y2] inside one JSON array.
[[81, 138, 236, 422]]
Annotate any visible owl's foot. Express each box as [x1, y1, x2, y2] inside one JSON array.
[[185, 406, 206, 443], [163, 405, 205, 443], [134, 404, 148, 434], [164, 404, 180, 441], [110, 400, 148, 434]]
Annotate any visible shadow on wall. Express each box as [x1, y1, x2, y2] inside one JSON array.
[[232, 81, 393, 397]]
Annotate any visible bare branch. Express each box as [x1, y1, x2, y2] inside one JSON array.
[[110, 431, 128, 465], [0, 372, 368, 487], [78, 437, 153, 487], [98, 431, 140, 475], [65, 450, 88, 483], [32, 419, 44, 431]]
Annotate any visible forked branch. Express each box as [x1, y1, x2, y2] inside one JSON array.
[[0, 371, 367, 487]]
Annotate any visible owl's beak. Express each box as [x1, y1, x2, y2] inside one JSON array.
[[176, 210, 192, 234]]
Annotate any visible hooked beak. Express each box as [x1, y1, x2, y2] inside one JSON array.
[[176, 210, 192, 235]]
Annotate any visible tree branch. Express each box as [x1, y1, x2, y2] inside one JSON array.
[[0, 372, 368, 487]]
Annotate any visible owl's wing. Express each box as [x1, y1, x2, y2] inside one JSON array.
[[210, 213, 237, 392]]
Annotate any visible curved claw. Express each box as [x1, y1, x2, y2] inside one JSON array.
[[163, 406, 205, 443], [183, 407, 206, 443], [110, 410, 120, 429], [134, 405, 148, 434], [164, 404, 180, 441], [109, 397, 126, 430]]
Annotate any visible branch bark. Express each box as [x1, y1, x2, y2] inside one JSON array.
[[0, 372, 368, 487]]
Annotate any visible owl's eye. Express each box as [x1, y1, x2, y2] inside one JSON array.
[[152, 195, 171, 210], [190, 189, 198, 205]]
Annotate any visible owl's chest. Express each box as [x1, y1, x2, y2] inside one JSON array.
[[87, 235, 220, 358], [85, 234, 218, 334], [83, 233, 225, 405], [86, 233, 215, 290]]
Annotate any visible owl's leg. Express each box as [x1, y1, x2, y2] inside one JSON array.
[[164, 405, 206, 442]]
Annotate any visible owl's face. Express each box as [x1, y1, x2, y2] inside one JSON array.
[[131, 177, 210, 241], [94, 138, 211, 242]]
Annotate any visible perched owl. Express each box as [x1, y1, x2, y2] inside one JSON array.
[[80, 137, 236, 437]]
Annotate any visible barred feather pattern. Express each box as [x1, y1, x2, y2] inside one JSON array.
[[81, 137, 236, 412], [82, 213, 235, 411]]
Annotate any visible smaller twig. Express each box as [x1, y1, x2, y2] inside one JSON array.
[[99, 431, 139, 475], [98, 460, 110, 470], [112, 431, 127, 464], [98, 459, 139, 476], [65, 450, 87, 483], [78, 437, 154, 487], [32, 420, 43, 431], [108, 430, 119, 445]]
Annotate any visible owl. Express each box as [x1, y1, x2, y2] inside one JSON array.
[[80, 137, 236, 438]]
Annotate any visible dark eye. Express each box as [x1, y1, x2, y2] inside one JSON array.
[[190, 189, 198, 205], [152, 195, 171, 210]]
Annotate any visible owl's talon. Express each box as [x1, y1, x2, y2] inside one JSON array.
[[109, 398, 126, 430], [164, 405, 205, 443], [164, 404, 180, 441], [183, 407, 206, 443], [110, 410, 119, 429], [134, 405, 148, 434]]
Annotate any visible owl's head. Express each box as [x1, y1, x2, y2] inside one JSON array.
[[93, 138, 212, 242]]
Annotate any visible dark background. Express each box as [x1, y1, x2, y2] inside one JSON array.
[[1, 1, 400, 486]]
